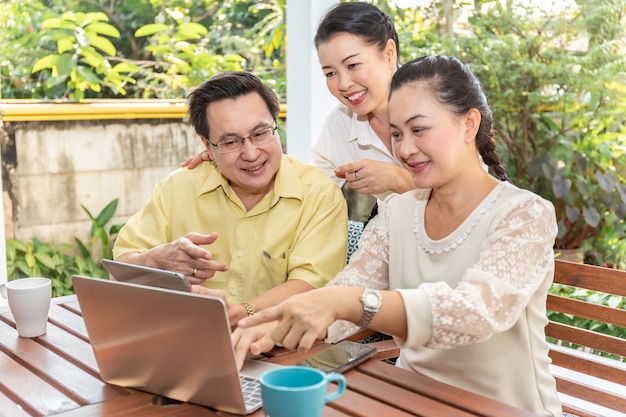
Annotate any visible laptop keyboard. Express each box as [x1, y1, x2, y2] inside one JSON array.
[[240, 375, 263, 410]]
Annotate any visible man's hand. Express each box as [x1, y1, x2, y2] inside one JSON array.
[[117, 232, 228, 285], [190, 285, 251, 326]]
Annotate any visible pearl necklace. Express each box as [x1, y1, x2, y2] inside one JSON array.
[[414, 184, 505, 255]]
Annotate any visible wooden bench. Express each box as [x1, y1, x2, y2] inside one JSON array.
[[547, 259, 626, 417]]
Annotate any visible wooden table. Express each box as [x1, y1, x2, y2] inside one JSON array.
[[0, 295, 541, 417]]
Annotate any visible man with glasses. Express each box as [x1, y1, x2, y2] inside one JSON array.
[[113, 72, 348, 325]]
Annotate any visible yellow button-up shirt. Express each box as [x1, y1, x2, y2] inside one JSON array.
[[113, 155, 348, 303]]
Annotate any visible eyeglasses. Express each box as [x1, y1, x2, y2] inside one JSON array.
[[207, 125, 278, 154]]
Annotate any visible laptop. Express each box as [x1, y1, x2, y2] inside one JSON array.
[[72, 275, 282, 415], [101, 259, 191, 292]]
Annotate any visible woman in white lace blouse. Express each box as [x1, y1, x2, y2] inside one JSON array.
[[235, 56, 562, 416]]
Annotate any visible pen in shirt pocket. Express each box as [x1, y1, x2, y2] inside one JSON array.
[[262, 251, 286, 259]]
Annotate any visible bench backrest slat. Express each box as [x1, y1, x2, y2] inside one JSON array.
[[546, 321, 626, 358], [547, 294, 626, 328], [547, 260, 626, 416], [553, 376, 626, 415], [549, 344, 626, 386], [553, 260, 626, 296]]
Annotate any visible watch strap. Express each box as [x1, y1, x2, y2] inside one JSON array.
[[241, 302, 255, 317], [357, 309, 375, 329]]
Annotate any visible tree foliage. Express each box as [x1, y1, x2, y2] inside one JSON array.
[[391, 0, 626, 265], [0, 0, 285, 100], [1, 0, 625, 265]]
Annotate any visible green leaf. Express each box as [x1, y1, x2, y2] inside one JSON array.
[[80, 52, 105, 69], [41, 18, 75, 30], [96, 198, 118, 226], [25, 252, 35, 268], [54, 54, 75, 79], [86, 33, 117, 56], [112, 62, 139, 73], [34, 252, 57, 270], [57, 37, 75, 54], [32, 54, 58, 73], [135, 24, 169, 38], [552, 175, 571, 198], [175, 22, 208, 41], [76, 66, 101, 84], [86, 22, 120, 38], [84, 12, 110, 24], [46, 75, 69, 88], [73, 88, 85, 101], [109, 224, 124, 235], [582, 206, 601, 228], [565, 206, 580, 223], [74, 238, 90, 259], [607, 295, 623, 309], [595, 172, 615, 193]]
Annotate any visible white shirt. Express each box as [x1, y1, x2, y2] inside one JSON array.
[[326, 182, 562, 416], [311, 104, 403, 202]]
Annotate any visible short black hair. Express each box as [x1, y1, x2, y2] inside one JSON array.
[[187, 71, 280, 139]]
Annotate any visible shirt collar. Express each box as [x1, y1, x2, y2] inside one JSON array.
[[197, 155, 303, 204]]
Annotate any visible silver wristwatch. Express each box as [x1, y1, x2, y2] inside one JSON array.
[[357, 289, 382, 328]]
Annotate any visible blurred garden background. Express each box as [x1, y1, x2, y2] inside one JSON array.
[[1, 0, 625, 295]]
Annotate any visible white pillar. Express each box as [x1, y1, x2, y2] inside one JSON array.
[[0, 120, 7, 306], [285, 0, 338, 162]]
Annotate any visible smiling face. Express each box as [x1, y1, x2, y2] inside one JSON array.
[[317, 33, 397, 117], [205, 92, 282, 202], [389, 82, 479, 190]]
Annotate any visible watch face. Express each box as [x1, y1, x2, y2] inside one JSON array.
[[364, 292, 381, 308]]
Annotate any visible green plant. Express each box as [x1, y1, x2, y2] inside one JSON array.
[[32, 11, 138, 100], [1, 0, 288, 100], [537, 126, 626, 250], [5, 199, 124, 297], [469, 1, 626, 252], [5, 238, 107, 297], [132, 6, 245, 98], [75, 198, 125, 266]]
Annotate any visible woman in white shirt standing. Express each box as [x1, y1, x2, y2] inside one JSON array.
[[233, 55, 563, 417], [311, 2, 414, 205]]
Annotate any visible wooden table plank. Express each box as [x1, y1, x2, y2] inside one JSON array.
[[0, 389, 37, 417], [329, 385, 417, 417], [0, 347, 80, 415], [357, 360, 540, 417], [339, 370, 476, 417], [0, 319, 127, 411], [40, 319, 100, 372], [48, 303, 89, 339], [47, 393, 219, 417]]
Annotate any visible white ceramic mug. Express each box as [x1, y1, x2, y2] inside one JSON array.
[[0, 277, 52, 337]]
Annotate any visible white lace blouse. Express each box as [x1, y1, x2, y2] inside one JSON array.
[[326, 181, 562, 416]]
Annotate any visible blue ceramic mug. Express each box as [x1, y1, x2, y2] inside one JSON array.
[[260, 366, 346, 417]]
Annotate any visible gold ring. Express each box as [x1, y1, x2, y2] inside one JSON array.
[[192, 268, 197, 277]]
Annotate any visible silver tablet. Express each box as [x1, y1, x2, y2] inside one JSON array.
[[101, 259, 191, 292]]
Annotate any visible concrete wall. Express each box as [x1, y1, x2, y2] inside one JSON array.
[[1, 119, 203, 246]]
